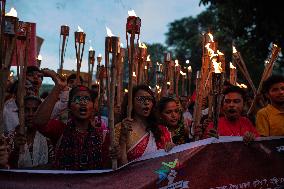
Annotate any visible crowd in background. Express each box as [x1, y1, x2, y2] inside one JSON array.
[[0, 66, 283, 170]]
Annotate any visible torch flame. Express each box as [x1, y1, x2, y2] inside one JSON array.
[[237, 83, 248, 89], [106, 26, 114, 37], [188, 66, 192, 72], [212, 58, 222, 73], [124, 89, 128, 93], [208, 33, 214, 42], [230, 62, 236, 69], [89, 46, 94, 51], [138, 40, 147, 49], [77, 26, 83, 32], [37, 54, 42, 61], [132, 72, 136, 77], [5, 7, 17, 17], [175, 60, 179, 67], [180, 71, 186, 76], [147, 55, 151, 61], [273, 44, 278, 48], [205, 43, 218, 59], [128, 10, 137, 17], [233, 46, 237, 54], [156, 85, 160, 89], [217, 50, 224, 55]]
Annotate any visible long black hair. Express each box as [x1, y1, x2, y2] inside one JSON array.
[[121, 85, 162, 142]]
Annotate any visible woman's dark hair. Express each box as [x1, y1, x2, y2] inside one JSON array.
[[157, 97, 176, 113], [24, 95, 42, 105], [121, 85, 162, 142], [67, 74, 83, 84], [262, 75, 284, 93], [68, 85, 97, 107]]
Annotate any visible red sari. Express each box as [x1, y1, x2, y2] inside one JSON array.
[[126, 125, 171, 162]]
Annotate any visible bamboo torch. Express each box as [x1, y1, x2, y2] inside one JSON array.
[[144, 55, 150, 85], [161, 52, 171, 97], [229, 62, 237, 85], [187, 65, 192, 96], [105, 26, 120, 170], [0, 7, 18, 135], [174, 59, 180, 97], [211, 58, 224, 131], [59, 25, 69, 75], [247, 44, 281, 115], [116, 44, 125, 107], [17, 24, 30, 139], [232, 45, 256, 95], [88, 46, 95, 88], [180, 70, 186, 96], [96, 54, 103, 127], [126, 10, 141, 118], [138, 41, 147, 85], [74, 26, 86, 85], [192, 32, 215, 140]]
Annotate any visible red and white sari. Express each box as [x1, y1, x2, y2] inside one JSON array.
[[119, 125, 171, 162]]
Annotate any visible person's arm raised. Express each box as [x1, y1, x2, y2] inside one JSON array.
[[33, 69, 67, 127]]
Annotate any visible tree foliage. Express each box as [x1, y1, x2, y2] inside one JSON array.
[[165, 0, 284, 85]]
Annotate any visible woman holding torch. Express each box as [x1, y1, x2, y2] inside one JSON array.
[[33, 69, 117, 170], [115, 85, 174, 165]]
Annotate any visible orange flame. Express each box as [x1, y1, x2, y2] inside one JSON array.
[[37, 54, 42, 61], [106, 26, 114, 37], [212, 58, 222, 73], [6, 7, 17, 17], [128, 10, 137, 17], [89, 46, 94, 51], [232, 46, 237, 54], [205, 43, 218, 59], [188, 66, 192, 72], [230, 62, 236, 69], [138, 40, 147, 49], [208, 33, 214, 42], [146, 55, 151, 61], [175, 60, 179, 67], [237, 83, 248, 88]]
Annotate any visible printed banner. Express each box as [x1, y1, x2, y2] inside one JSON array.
[[0, 137, 284, 189]]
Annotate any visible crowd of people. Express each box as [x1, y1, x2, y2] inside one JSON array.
[[0, 66, 283, 170]]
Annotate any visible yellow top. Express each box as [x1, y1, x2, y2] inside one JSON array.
[[256, 104, 284, 136]]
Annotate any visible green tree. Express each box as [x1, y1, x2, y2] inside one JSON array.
[[165, 1, 284, 85]]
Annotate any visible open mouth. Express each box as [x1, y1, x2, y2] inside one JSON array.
[[79, 107, 87, 115], [228, 109, 237, 114], [142, 107, 150, 113]]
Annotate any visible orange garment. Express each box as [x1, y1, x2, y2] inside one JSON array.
[[256, 104, 284, 136]]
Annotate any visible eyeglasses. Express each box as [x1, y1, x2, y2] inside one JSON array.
[[71, 96, 91, 104], [135, 96, 154, 104]]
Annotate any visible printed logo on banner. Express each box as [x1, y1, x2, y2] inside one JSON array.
[[155, 159, 189, 189], [276, 146, 284, 153]]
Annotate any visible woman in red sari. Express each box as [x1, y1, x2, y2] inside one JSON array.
[[115, 85, 173, 165]]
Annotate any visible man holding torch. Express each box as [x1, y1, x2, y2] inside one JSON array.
[[196, 86, 259, 142]]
